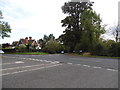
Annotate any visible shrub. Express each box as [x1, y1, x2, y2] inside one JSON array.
[[18, 44, 27, 52], [108, 42, 120, 57], [43, 40, 62, 54]]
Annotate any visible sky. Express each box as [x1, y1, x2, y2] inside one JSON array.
[[0, 0, 120, 44]]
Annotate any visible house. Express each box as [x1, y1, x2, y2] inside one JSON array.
[[12, 37, 40, 50]]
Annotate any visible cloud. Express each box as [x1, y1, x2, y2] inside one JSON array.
[[0, 0, 119, 43]]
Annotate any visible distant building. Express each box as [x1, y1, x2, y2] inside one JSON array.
[[12, 37, 40, 49], [18, 37, 38, 46]]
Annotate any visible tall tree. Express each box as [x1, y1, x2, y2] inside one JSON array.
[[38, 34, 55, 49], [0, 11, 11, 39], [113, 25, 120, 42], [60, 1, 105, 52]]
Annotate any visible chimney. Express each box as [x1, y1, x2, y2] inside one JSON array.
[[29, 37, 32, 40], [25, 37, 28, 45]]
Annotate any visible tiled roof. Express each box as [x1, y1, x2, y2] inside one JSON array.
[[19, 39, 35, 44]]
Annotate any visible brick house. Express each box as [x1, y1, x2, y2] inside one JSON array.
[[12, 37, 40, 50]]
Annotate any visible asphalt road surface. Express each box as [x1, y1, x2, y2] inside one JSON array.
[[1, 54, 118, 88]]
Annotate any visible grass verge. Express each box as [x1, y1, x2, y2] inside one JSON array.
[[67, 53, 120, 59]]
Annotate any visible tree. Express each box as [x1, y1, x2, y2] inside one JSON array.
[[60, 1, 105, 52], [0, 11, 11, 39], [113, 25, 120, 42], [38, 34, 55, 49], [44, 40, 62, 54]]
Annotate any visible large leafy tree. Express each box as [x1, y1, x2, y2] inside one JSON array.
[[60, 1, 105, 52], [0, 11, 11, 39], [38, 34, 55, 49]]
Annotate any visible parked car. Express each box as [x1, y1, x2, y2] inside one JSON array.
[[0, 50, 4, 54], [61, 51, 64, 54]]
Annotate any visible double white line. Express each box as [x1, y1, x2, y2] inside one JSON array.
[[0, 63, 62, 76]]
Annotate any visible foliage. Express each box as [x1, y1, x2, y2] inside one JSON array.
[[18, 44, 27, 52], [91, 39, 120, 57], [38, 34, 55, 49], [0, 44, 2, 50], [4, 47, 12, 49], [0, 11, 11, 39], [15, 46, 19, 50], [108, 42, 120, 57], [43, 40, 62, 54], [60, 2, 105, 53]]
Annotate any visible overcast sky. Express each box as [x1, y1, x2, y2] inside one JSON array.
[[0, 0, 120, 44]]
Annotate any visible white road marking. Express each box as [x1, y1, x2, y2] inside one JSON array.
[[45, 61, 52, 63], [51, 61, 59, 64], [53, 61, 60, 63], [15, 61, 24, 64], [28, 58, 33, 60], [3, 56, 59, 65], [3, 56, 118, 73], [0, 64, 45, 71], [93, 66, 102, 69], [43, 60, 48, 62], [76, 64, 81, 66], [0, 62, 15, 65], [83, 65, 90, 67], [35, 59, 40, 61], [0, 64, 62, 76], [25, 58, 53, 63], [39, 60, 43, 62], [22, 58, 26, 59], [67, 63, 73, 65], [107, 69, 118, 72]]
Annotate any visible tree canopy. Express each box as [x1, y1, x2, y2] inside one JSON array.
[[59, 1, 105, 53], [0, 11, 11, 39]]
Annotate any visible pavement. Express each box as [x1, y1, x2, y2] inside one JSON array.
[[0, 54, 119, 88]]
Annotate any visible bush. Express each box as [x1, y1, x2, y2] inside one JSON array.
[[75, 42, 89, 53], [43, 40, 62, 54], [2, 49, 16, 53], [18, 44, 27, 52], [108, 42, 120, 57]]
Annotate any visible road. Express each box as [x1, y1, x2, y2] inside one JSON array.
[[1, 54, 118, 88]]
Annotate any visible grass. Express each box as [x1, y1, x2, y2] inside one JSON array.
[[5, 52, 49, 55], [67, 53, 120, 59]]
